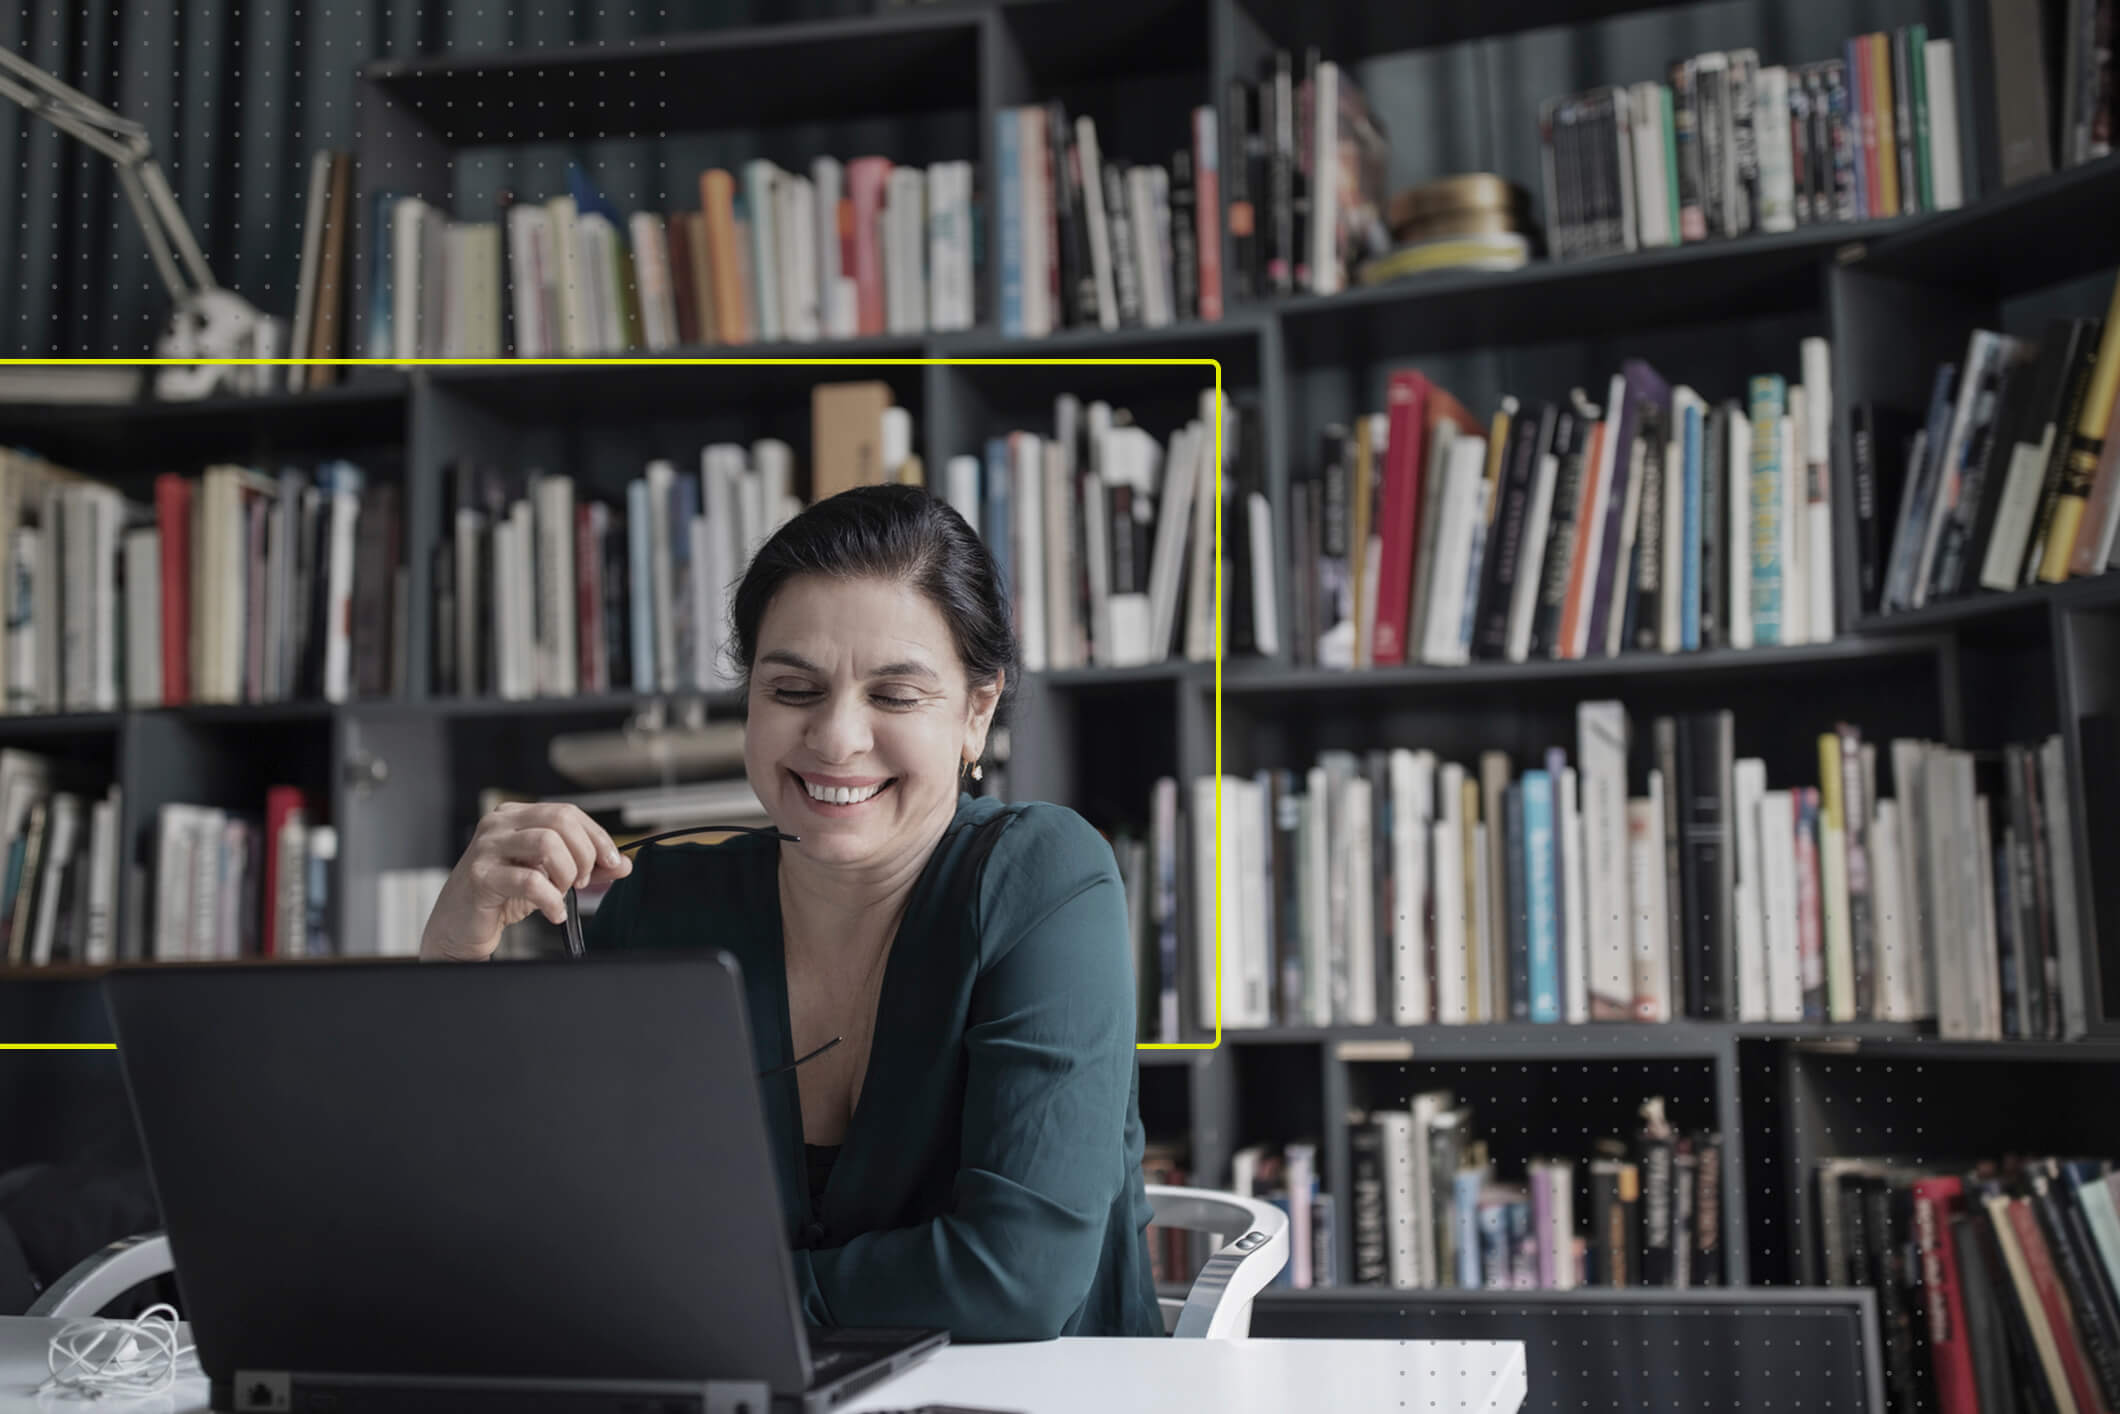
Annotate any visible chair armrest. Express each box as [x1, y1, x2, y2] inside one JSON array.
[[27, 1230, 173, 1319], [1165, 1194, 1289, 1340]]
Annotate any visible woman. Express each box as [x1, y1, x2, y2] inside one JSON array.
[[419, 483, 1166, 1343]]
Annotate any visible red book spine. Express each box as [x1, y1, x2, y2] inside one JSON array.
[[576, 503, 600, 693], [261, 785, 306, 960], [847, 157, 893, 337], [154, 473, 191, 705], [2005, 1197, 2109, 1414], [1369, 370, 1431, 665], [1913, 1177, 1981, 1414], [1856, 36, 1882, 219], [1192, 105, 1223, 322]]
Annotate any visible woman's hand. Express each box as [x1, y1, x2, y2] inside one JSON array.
[[419, 802, 632, 961]]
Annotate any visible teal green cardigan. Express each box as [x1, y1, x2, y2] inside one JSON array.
[[585, 791, 1165, 1342]]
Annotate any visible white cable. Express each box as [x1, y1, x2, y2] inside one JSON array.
[[38, 1304, 197, 1400]]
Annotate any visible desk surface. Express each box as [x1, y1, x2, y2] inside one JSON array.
[[0, 1318, 1525, 1414], [837, 1336, 1527, 1414]]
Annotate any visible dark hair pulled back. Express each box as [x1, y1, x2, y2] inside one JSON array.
[[730, 483, 1017, 719]]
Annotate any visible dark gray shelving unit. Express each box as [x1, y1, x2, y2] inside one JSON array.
[[7, 3, 2120, 1409]]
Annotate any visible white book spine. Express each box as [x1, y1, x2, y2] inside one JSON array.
[[1869, 801, 1912, 1022], [1391, 749, 1434, 1026], [1559, 765, 1590, 1025], [1924, 40, 1964, 210], [1802, 338, 1836, 641], [1780, 406, 1808, 646], [1578, 700, 1633, 1018], [1435, 763, 1469, 1024], [1378, 1113, 1418, 1289], [1760, 789, 1804, 1022], [1629, 786, 1670, 1021], [1344, 775, 1376, 1026], [1304, 765, 1333, 1026], [1630, 82, 1672, 247], [1728, 412, 1754, 648], [1755, 66, 1797, 232]]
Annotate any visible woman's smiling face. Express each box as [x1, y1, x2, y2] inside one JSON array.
[[745, 573, 1000, 867]]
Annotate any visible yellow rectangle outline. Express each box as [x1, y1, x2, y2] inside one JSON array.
[[0, 354, 1225, 1053]]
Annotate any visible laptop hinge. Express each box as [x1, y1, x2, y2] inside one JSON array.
[[232, 1370, 775, 1414]]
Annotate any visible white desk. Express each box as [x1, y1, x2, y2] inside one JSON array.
[[838, 1336, 1527, 1413], [0, 1317, 1526, 1414]]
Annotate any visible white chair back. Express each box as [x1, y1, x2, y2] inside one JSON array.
[[1144, 1185, 1289, 1339]]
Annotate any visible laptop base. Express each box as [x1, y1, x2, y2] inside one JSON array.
[[222, 1370, 775, 1414]]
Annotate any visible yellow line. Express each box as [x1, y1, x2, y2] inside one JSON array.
[[0, 1043, 115, 1050], [0, 354, 1228, 1052]]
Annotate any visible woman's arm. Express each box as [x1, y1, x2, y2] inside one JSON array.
[[790, 806, 1138, 1342]]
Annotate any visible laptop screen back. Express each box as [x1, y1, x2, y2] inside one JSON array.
[[103, 952, 813, 1394]]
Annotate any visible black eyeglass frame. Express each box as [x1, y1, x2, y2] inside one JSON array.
[[559, 821, 832, 1078]]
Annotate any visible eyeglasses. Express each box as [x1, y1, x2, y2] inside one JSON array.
[[560, 821, 831, 1078]]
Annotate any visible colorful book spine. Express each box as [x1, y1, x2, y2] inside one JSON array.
[[1749, 375, 1788, 644], [1524, 769, 1560, 1023]]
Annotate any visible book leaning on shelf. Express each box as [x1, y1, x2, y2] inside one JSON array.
[[1138, 707, 2085, 1041], [1812, 1153, 2120, 1414], [1220, 47, 1392, 298], [0, 451, 399, 714], [1542, 25, 1966, 263], [1304, 342, 1836, 673], [0, 748, 119, 969], [1868, 270, 2120, 615], [945, 387, 1271, 672], [370, 155, 975, 360]]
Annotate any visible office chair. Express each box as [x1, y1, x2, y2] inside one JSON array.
[[1142, 1185, 1290, 1340], [41, 1193, 1293, 1340], [26, 1230, 171, 1319]]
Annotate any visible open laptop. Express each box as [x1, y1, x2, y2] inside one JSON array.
[[103, 951, 946, 1413]]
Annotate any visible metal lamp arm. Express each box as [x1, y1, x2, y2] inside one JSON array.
[[0, 44, 218, 305]]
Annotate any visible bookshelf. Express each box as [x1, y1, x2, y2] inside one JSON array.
[[6, 1, 2120, 1409]]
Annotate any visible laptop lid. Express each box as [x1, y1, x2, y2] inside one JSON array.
[[103, 951, 817, 1395]]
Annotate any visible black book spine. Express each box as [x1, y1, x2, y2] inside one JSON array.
[[1044, 98, 1084, 330], [1693, 1132, 1723, 1285], [1634, 406, 1667, 653], [1366, 749, 1394, 1026], [1681, 711, 1736, 1021], [1863, 1179, 1922, 1414], [1850, 403, 1885, 616], [1638, 1118, 1675, 1287], [1266, 51, 1296, 294], [1290, 474, 1315, 668], [1671, 60, 1704, 241], [1530, 404, 1589, 657], [433, 538, 455, 696], [1103, 161, 1142, 328], [1837, 725, 1876, 1023], [1274, 767, 1303, 1022], [1947, 1209, 2025, 1414], [1171, 146, 1199, 324], [1673, 1142, 1697, 1288], [1224, 78, 1257, 303], [1655, 715, 1685, 1016], [1348, 1117, 1387, 1285], [1473, 402, 1539, 660]]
